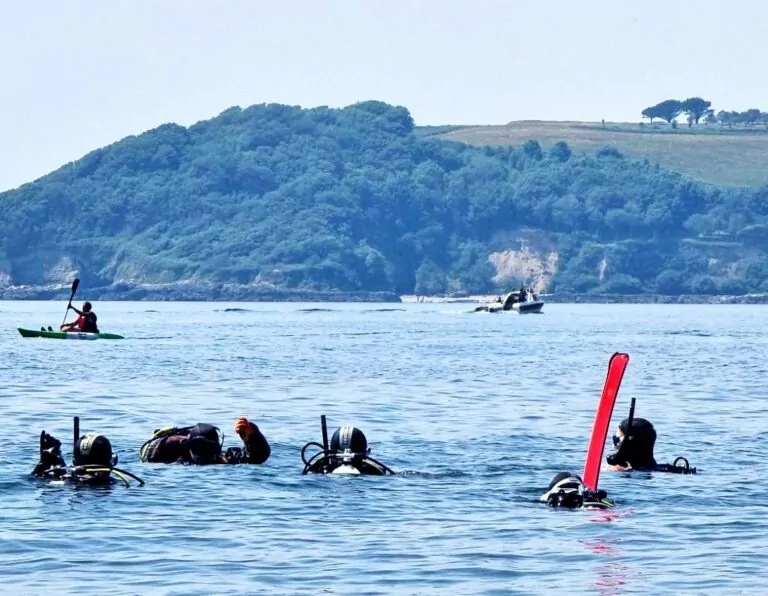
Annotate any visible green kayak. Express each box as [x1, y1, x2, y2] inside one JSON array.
[[18, 328, 125, 340]]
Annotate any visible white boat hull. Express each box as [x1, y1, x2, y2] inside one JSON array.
[[512, 300, 544, 314]]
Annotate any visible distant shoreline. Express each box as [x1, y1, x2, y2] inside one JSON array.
[[403, 293, 768, 305], [1, 283, 767, 304], [0, 283, 400, 303]]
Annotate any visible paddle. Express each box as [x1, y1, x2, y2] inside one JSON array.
[[60, 278, 80, 328]]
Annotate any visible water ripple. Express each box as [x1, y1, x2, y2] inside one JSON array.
[[1, 302, 766, 594]]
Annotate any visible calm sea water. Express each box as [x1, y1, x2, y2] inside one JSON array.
[[0, 301, 765, 595]]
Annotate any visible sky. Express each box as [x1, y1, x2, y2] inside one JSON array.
[[0, 0, 765, 191]]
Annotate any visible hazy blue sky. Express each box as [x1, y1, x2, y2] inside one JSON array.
[[1, 0, 765, 191]]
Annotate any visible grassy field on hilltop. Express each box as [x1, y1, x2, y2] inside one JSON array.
[[437, 121, 768, 187]]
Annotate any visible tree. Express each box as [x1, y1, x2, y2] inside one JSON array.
[[681, 97, 712, 124], [641, 105, 660, 124], [549, 141, 572, 162], [736, 223, 768, 249], [522, 140, 543, 161], [655, 270, 685, 295], [689, 274, 718, 295], [553, 272, 599, 293], [717, 110, 733, 128], [414, 259, 447, 295], [652, 99, 683, 124], [605, 208, 635, 238], [743, 109, 762, 126], [599, 274, 643, 294], [684, 213, 717, 236], [596, 146, 624, 159], [718, 278, 747, 295], [742, 256, 768, 287]]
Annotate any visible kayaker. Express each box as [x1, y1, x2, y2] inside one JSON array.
[[606, 416, 697, 474], [140, 417, 270, 465], [32, 421, 144, 487], [540, 471, 614, 509], [301, 422, 395, 475], [60, 301, 99, 333]]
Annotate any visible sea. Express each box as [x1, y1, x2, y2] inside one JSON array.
[[0, 301, 765, 595]]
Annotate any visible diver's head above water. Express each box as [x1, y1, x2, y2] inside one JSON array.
[[539, 472, 613, 509], [541, 472, 586, 508], [301, 419, 395, 476], [73, 433, 116, 483], [73, 433, 115, 467], [186, 423, 224, 465], [540, 472, 612, 509], [607, 417, 657, 470], [330, 426, 370, 457]]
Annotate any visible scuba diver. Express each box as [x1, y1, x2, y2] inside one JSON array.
[[139, 417, 270, 465], [540, 471, 613, 509], [31, 417, 144, 487], [301, 416, 395, 475], [541, 352, 628, 509], [606, 400, 697, 474]]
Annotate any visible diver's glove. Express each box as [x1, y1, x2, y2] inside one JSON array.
[[235, 417, 258, 442], [32, 431, 66, 475], [583, 488, 608, 501], [234, 416, 270, 464], [582, 488, 613, 508], [41, 431, 61, 451]]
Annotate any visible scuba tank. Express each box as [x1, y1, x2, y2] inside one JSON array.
[[140, 423, 224, 464]]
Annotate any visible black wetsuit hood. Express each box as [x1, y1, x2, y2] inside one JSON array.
[[607, 417, 657, 470]]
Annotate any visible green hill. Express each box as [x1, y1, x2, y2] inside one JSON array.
[[1, 102, 768, 300], [437, 121, 768, 187]]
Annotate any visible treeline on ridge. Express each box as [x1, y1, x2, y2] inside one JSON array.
[[641, 97, 768, 128]]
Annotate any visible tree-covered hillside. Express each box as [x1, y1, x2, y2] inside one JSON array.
[[1, 100, 767, 298]]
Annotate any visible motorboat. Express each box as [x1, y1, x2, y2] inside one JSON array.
[[474, 288, 544, 314]]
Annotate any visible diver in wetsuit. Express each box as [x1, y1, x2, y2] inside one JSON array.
[[32, 419, 144, 487], [540, 471, 613, 509], [140, 417, 270, 465], [301, 420, 395, 475], [607, 416, 696, 474]]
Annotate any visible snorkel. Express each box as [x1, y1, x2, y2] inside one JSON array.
[[321, 414, 329, 453], [73, 415, 80, 456]]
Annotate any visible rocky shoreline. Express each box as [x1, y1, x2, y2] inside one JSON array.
[[547, 293, 768, 304], [0, 282, 401, 302], [402, 293, 768, 305], [2, 283, 768, 304]]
